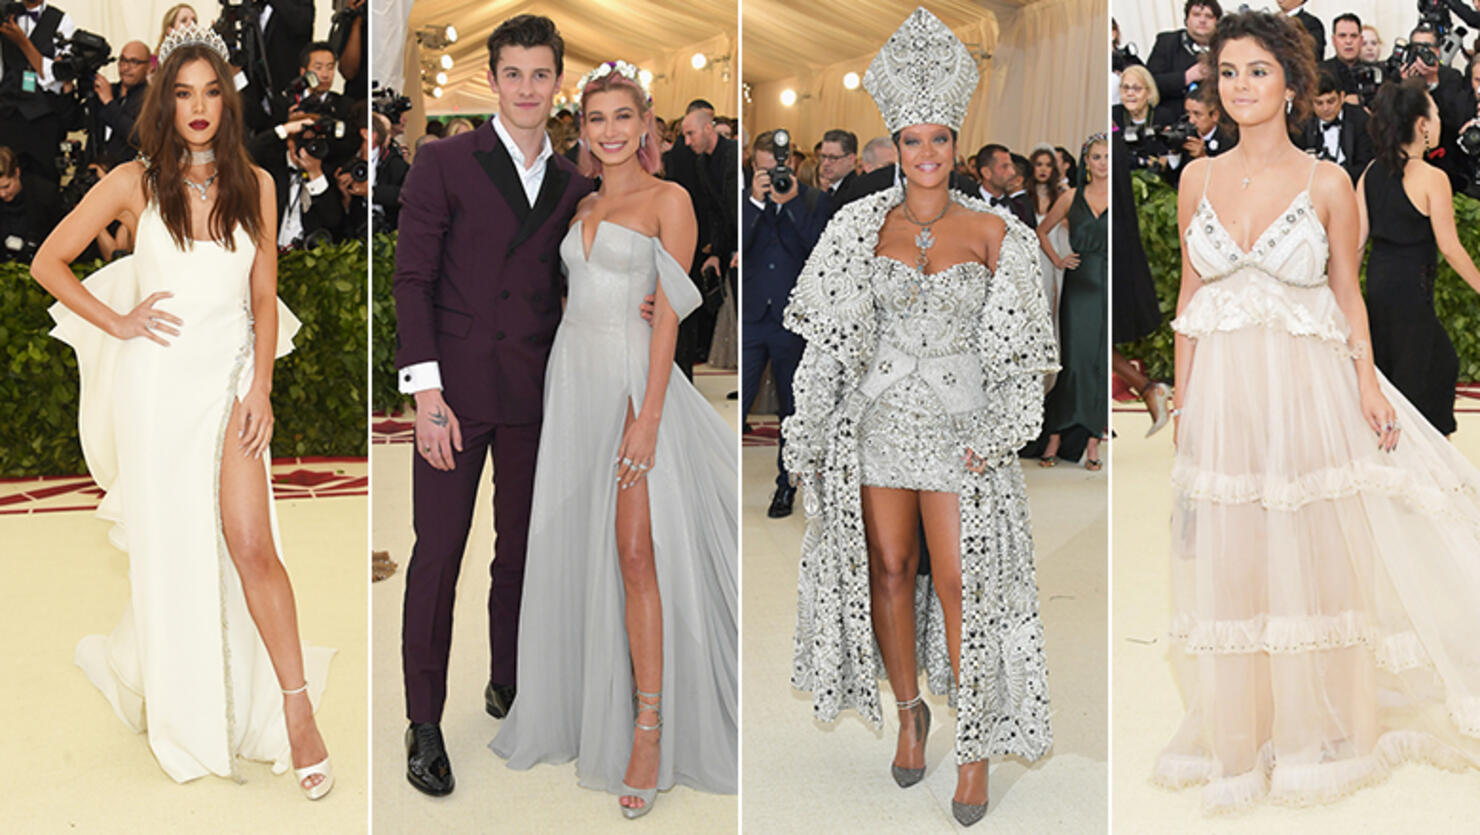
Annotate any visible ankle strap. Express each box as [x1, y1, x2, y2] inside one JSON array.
[[282, 682, 309, 695], [896, 693, 923, 710], [634, 688, 662, 731]]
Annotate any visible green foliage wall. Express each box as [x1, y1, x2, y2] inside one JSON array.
[[371, 232, 403, 413], [1119, 171, 1480, 383], [2, 240, 367, 477]]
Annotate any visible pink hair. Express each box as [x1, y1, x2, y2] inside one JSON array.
[[577, 71, 663, 177]]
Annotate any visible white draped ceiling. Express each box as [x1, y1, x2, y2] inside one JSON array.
[[743, 0, 1108, 161], [376, 0, 739, 122], [1117, 2, 1428, 67]]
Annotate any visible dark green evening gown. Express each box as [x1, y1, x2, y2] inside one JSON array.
[[1044, 186, 1107, 438]]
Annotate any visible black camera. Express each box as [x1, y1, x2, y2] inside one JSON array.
[[348, 158, 369, 183], [1, 233, 39, 264], [296, 116, 346, 160], [1155, 116, 1198, 147], [1349, 62, 1385, 106], [286, 70, 320, 99], [371, 83, 412, 120], [213, 0, 268, 83], [1459, 122, 1480, 157], [768, 128, 794, 194], [0, 2, 29, 22], [1112, 42, 1139, 74], [61, 160, 103, 209], [52, 30, 112, 88]]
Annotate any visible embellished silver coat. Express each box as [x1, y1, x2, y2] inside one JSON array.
[[781, 185, 1059, 764]]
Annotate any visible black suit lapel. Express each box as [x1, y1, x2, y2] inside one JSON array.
[[510, 156, 570, 251], [472, 138, 532, 224]]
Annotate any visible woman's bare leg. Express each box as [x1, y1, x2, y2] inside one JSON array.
[[862, 486, 927, 772], [919, 491, 986, 807], [616, 404, 662, 811], [219, 398, 327, 789]]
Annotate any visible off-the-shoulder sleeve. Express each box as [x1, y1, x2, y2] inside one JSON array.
[[653, 237, 702, 321], [962, 212, 1060, 461]]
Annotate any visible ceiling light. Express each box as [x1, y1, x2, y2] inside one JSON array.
[[691, 53, 707, 70], [842, 72, 860, 90], [780, 88, 796, 107]]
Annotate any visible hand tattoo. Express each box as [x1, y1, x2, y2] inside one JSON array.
[[429, 408, 449, 428]]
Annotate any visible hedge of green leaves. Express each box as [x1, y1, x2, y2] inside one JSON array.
[[371, 232, 404, 413], [1, 240, 367, 477], [1119, 171, 1480, 382]]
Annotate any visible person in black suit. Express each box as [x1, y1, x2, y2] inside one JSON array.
[[1320, 13, 1369, 106], [1145, 0, 1222, 123], [249, 120, 345, 248], [1164, 85, 1233, 186], [0, 143, 61, 263], [1298, 66, 1373, 185], [974, 143, 1035, 227], [817, 128, 858, 198], [1278, 0, 1324, 62], [742, 130, 830, 518], [281, 41, 348, 121], [669, 99, 737, 378], [261, 0, 314, 97], [0, 0, 76, 183], [371, 111, 408, 233], [1405, 24, 1479, 192], [89, 40, 149, 163]]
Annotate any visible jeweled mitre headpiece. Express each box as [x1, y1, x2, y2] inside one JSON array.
[[158, 23, 230, 64], [864, 7, 978, 134]]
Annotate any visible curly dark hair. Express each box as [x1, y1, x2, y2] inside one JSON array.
[[1369, 77, 1434, 175], [1206, 10, 1318, 137]]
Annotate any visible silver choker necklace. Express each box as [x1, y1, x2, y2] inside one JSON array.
[[186, 148, 215, 165]]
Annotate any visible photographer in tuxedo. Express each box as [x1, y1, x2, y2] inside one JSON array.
[[742, 129, 830, 518], [89, 40, 148, 163], [1164, 85, 1232, 186], [1404, 24, 1479, 192], [0, 0, 76, 183], [249, 113, 347, 248], [975, 143, 1036, 227], [1298, 66, 1373, 185], [1146, 0, 1221, 122], [279, 41, 347, 121], [817, 128, 858, 198]]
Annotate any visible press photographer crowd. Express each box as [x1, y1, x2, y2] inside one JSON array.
[[0, 0, 368, 265], [1114, 1, 1480, 196], [740, 126, 1090, 516]]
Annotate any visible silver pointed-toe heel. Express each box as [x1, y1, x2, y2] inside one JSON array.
[[952, 799, 987, 827], [1145, 382, 1172, 438], [620, 689, 662, 819], [890, 694, 930, 788]]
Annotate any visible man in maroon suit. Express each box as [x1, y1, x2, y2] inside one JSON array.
[[394, 14, 591, 797]]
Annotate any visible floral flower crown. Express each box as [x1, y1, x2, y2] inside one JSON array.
[[158, 22, 230, 64], [1080, 132, 1108, 158], [575, 60, 652, 107]]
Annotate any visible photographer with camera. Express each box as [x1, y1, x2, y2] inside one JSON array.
[[1163, 85, 1232, 186], [249, 108, 345, 248], [279, 40, 346, 121], [90, 39, 147, 163], [1298, 66, 1373, 185], [0, 0, 75, 182], [332, 98, 368, 241], [0, 144, 60, 264], [1403, 24, 1479, 191], [1115, 64, 1172, 173], [1321, 13, 1375, 107], [742, 128, 830, 518], [1146, 0, 1221, 120], [370, 111, 407, 233]]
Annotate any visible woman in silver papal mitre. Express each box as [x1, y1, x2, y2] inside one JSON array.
[[781, 6, 1058, 827]]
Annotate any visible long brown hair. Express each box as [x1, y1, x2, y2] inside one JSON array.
[[1028, 147, 1063, 214], [136, 44, 261, 251]]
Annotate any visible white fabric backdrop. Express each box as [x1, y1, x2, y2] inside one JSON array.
[[1116, 2, 1430, 66], [745, 0, 1107, 165]]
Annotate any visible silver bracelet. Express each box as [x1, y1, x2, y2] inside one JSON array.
[[1169, 407, 1183, 419]]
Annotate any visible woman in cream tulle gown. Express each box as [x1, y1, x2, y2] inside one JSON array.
[[34, 27, 333, 797], [1159, 12, 1480, 812], [489, 62, 738, 819]]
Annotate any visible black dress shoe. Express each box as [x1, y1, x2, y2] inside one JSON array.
[[767, 484, 796, 518], [405, 722, 454, 796], [485, 681, 516, 719]]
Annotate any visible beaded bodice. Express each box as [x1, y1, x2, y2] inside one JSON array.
[[870, 255, 989, 357], [1185, 190, 1329, 287]]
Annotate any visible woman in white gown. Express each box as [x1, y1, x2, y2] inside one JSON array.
[[34, 26, 333, 797], [489, 62, 738, 818], [1160, 11, 1480, 812]]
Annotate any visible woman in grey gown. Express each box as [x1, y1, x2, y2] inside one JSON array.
[[489, 61, 738, 819], [782, 8, 1058, 827]]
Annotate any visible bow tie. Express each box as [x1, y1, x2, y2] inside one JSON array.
[[1321, 117, 1342, 131], [990, 195, 1010, 208], [20, 9, 40, 22]]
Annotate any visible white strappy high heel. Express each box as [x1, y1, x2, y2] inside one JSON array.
[[282, 683, 334, 801]]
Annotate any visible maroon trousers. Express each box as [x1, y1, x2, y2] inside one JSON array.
[[400, 416, 540, 724]]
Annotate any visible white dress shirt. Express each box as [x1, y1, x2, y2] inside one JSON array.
[[398, 113, 556, 394], [0, 3, 76, 92], [277, 151, 329, 248]]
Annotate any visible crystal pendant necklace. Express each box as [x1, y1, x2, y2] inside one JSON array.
[[183, 172, 216, 201], [183, 148, 217, 201], [898, 189, 952, 305]]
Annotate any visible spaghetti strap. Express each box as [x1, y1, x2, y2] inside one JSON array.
[[1201, 155, 1214, 201], [1305, 156, 1319, 190]]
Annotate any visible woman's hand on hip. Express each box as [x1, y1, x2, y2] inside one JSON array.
[[114, 291, 181, 346]]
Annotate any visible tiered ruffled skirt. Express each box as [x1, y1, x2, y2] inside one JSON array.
[[1158, 269, 1480, 812]]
